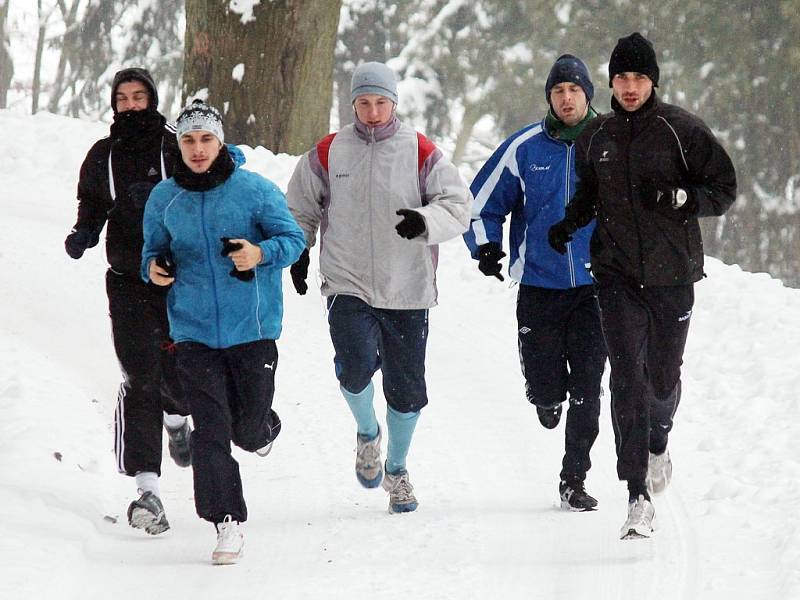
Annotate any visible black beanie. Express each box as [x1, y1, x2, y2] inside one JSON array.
[[545, 54, 594, 102], [608, 33, 659, 87], [111, 67, 159, 113]]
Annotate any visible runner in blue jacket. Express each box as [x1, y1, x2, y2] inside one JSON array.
[[142, 100, 305, 564], [464, 55, 607, 511]]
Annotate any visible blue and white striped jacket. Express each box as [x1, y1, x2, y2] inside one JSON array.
[[464, 119, 595, 289]]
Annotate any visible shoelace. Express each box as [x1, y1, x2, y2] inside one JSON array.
[[217, 516, 241, 549], [387, 474, 415, 502], [357, 438, 380, 467], [562, 482, 585, 501], [627, 498, 653, 527]]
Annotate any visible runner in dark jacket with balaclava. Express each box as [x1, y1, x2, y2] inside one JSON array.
[[548, 33, 737, 540], [64, 67, 191, 536]]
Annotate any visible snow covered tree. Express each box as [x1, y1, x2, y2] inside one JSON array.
[[183, 0, 341, 153]]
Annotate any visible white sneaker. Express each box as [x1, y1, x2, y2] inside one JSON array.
[[646, 450, 672, 494], [620, 495, 655, 539], [212, 515, 244, 565]]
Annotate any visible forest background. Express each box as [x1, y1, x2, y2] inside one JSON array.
[[1, 0, 797, 287]]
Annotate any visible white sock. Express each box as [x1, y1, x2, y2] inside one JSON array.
[[163, 412, 187, 430], [135, 471, 160, 497]]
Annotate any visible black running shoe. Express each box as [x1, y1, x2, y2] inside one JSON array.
[[536, 403, 562, 429], [166, 420, 192, 467], [127, 491, 170, 535], [559, 480, 598, 512]]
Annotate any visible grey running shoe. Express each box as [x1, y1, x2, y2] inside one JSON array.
[[620, 495, 655, 540], [382, 468, 418, 513], [212, 515, 244, 565], [127, 491, 170, 535], [646, 450, 672, 494], [166, 419, 192, 468], [355, 427, 383, 488], [559, 480, 598, 511]]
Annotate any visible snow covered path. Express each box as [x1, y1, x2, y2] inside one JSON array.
[[1, 111, 798, 599]]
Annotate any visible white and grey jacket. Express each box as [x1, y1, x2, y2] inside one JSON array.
[[286, 117, 472, 309]]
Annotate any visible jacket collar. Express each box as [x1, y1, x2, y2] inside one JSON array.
[[353, 115, 401, 143]]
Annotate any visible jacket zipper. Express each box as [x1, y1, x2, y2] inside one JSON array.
[[623, 117, 646, 286], [563, 142, 577, 287], [201, 191, 222, 347], [369, 127, 376, 297]]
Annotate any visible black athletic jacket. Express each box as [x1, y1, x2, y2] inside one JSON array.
[[72, 115, 179, 277], [564, 93, 737, 287]]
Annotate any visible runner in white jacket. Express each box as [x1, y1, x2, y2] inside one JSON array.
[[287, 61, 472, 514]]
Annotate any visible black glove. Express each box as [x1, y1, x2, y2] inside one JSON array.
[[657, 187, 690, 210], [220, 237, 255, 282], [64, 227, 100, 259], [642, 183, 690, 211], [477, 242, 506, 281], [155, 255, 176, 278], [548, 220, 577, 255], [290, 248, 310, 295], [394, 209, 426, 240]]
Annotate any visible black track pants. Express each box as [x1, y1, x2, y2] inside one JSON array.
[[175, 339, 281, 524], [108, 270, 188, 477], [597, 283, 693, 483], [516, 284, 607, 482]]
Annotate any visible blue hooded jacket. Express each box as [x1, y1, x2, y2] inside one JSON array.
[[464, 120, 595, 288], [141, 145, 306, 349]]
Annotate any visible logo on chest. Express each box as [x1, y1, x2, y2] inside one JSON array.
[[530, 163, 551, 172], [599, 150, 611, 163], [334, 172, 350, 179]]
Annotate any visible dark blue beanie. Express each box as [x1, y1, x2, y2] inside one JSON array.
[[545, 54, 594, 102]]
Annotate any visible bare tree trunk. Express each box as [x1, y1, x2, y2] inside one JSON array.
[[31, 0, 46, 113], [0, 0, 12, 109], [183, 0, 341, 153], [47, 0, 80, 113], [451, 104, 483, 166]]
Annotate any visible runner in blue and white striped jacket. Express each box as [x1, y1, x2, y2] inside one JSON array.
[[464, 55, 607, 513]]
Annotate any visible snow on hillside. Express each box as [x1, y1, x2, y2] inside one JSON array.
[[0, 110, 798, 599]]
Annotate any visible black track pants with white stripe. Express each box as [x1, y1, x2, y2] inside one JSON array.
[[108, 270, 188, 477]]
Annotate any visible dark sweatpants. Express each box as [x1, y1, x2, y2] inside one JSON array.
[[597, 283, 693, 484], [107, 270, 188, 477], [175, 339, 282, 524], [327, 294, 429, 413], [516, 284, 607, 482]]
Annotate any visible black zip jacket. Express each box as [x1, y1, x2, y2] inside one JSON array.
[[564, 93, 737, 287], [72, 113, 179, 277]]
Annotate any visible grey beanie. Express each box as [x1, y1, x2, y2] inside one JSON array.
[[350, 62, 398, 104], [176, 99, 224, 144]]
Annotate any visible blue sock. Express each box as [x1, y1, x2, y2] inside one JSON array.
[[385, 406, 420, 474], [340, 382, 379, 439]]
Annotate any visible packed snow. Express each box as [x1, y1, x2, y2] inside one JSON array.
[[1, 110, 798, 599]]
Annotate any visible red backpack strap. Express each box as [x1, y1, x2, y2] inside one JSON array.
[[316, 133, 337, 173], [416, 132, 437, 172]]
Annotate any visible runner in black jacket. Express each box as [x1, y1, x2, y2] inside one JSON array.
[[64, 68, 191, 536], [548, 33, 737, 540]]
